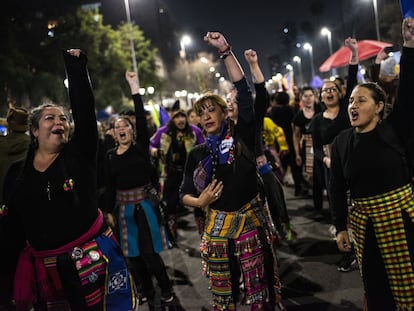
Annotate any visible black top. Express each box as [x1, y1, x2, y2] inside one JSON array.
[[253, 82, 269, 157], [292, 104, 323, 135], [330, 47, 414, 232], [104, 94, 154, 213], [3, 51, 98, 250], [180, 77, 258, 212], [270, 104, 295, 154], [309, 64, 358, 162]]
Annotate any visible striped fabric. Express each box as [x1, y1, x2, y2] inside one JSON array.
[[201, 229, 268, 311], [350, 183, 414, 309], [200, 196, 281, 311], [302, 134, 314, 177], [205, 198, 262, 239], [116, 185, 146, 204]]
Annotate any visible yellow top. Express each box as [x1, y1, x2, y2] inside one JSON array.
[[262, 117, 288, 152]]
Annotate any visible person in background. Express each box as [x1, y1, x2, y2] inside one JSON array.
[[243, 48, 294, 245], [0, 49, 136, 311], [104, 71, 175, 308], [269, 91, 305, 197], [292, 87, 325, 219], [331, 17, 414, 310], [309, 37, 359, 272], [187, 107, 202, 129], [0, 106, 30, 203], [180, 31, 282, 311], [150, 109, 204, 238]]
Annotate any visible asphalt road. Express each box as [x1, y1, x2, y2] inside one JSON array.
[[142, 185, 364, 311]]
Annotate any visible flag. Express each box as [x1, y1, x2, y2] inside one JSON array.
[[401, 0, 414, 18], [148, 100, 170, 128], [159, 106, 170, 126], [282, 71, 294, 91]]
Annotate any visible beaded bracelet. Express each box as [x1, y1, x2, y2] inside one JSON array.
[[218, 45, 232, 59]]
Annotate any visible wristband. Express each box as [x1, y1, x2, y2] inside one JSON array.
[[218, 45, 232, 59]]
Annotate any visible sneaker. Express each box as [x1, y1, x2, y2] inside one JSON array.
[[337, 252, 356, 272], [160, 292, 174, 303]]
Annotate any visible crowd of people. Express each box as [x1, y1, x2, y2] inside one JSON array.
[[0, 15, 413, 311]]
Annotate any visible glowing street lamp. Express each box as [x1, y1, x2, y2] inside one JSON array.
[[321, 27, 336, 76], [180, 35, 192, 59], [303, 42, 315, 80], [293, 56, 303, 86]]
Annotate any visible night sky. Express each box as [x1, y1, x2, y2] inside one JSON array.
[[161, 0, 387, 80]]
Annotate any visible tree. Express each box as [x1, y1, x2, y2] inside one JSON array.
[[0, 5, 160, 114]]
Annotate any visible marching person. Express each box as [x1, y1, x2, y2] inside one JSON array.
[[0, 49, 136, 311]]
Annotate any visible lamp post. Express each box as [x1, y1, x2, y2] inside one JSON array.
[[124, 0, 138, 84], [372, 0, 380, 41], [303, 42, 315, 82], [180, 35, 192, 59], [293, 56, 303, 87], [321, 27, 336, 76]]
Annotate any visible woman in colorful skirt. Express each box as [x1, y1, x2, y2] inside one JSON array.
[[104, 71, 174, 307], [331, 17, 414, 310], [0, 49, 136, 310], [180, 32, 282, 311]]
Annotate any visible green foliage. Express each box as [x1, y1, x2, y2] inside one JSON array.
[[0, 6, 160, 114]]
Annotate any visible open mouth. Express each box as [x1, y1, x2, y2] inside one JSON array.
[[119, 133, 126, 139], [350, 110, 358, 121], [51, 129, 64, 135]]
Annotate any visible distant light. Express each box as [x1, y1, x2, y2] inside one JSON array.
[[63, 79, 68, 88], [147, 86, 155, 94], [48, 31, 54, 37], [215, 72, 221, 78], [139, 88, 146, 95], [209, 66, 215, 72], [174, 91, 181, 97], [303, 42, 312, 51], [283, 28, 289, 33], [199, 57, 209, 63], [321, 27, 331, 36], [296, 43, 301, 48], [286, 64, 293, 71], [181, 90, 188, 97], [181, 35, 192, 46], [293, 56, 301, 63], [219, 77, 225, 82]]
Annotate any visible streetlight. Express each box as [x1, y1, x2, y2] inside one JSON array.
[[303, 42, 315, 81], [321, 27, 336, 76], [364, 0, 380, 40], [180, 35, 192, 59], [293, 56, 303, 87], [372, 0, 380, 41], [124, 0, 138, 84]]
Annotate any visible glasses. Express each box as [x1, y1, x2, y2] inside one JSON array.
[[322, 87, 338, 93]]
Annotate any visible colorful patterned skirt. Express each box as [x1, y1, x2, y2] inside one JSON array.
[[350, 183, 414, 310], [200, 196, 281, 311], [13, 211, 136, 311]]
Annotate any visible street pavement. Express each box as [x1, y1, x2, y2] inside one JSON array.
[[143, 185, 365, 311]]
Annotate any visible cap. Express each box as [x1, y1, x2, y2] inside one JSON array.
[[6, 107, 29, 132]]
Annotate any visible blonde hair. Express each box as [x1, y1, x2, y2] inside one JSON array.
[[193, 93, 227, 115]]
